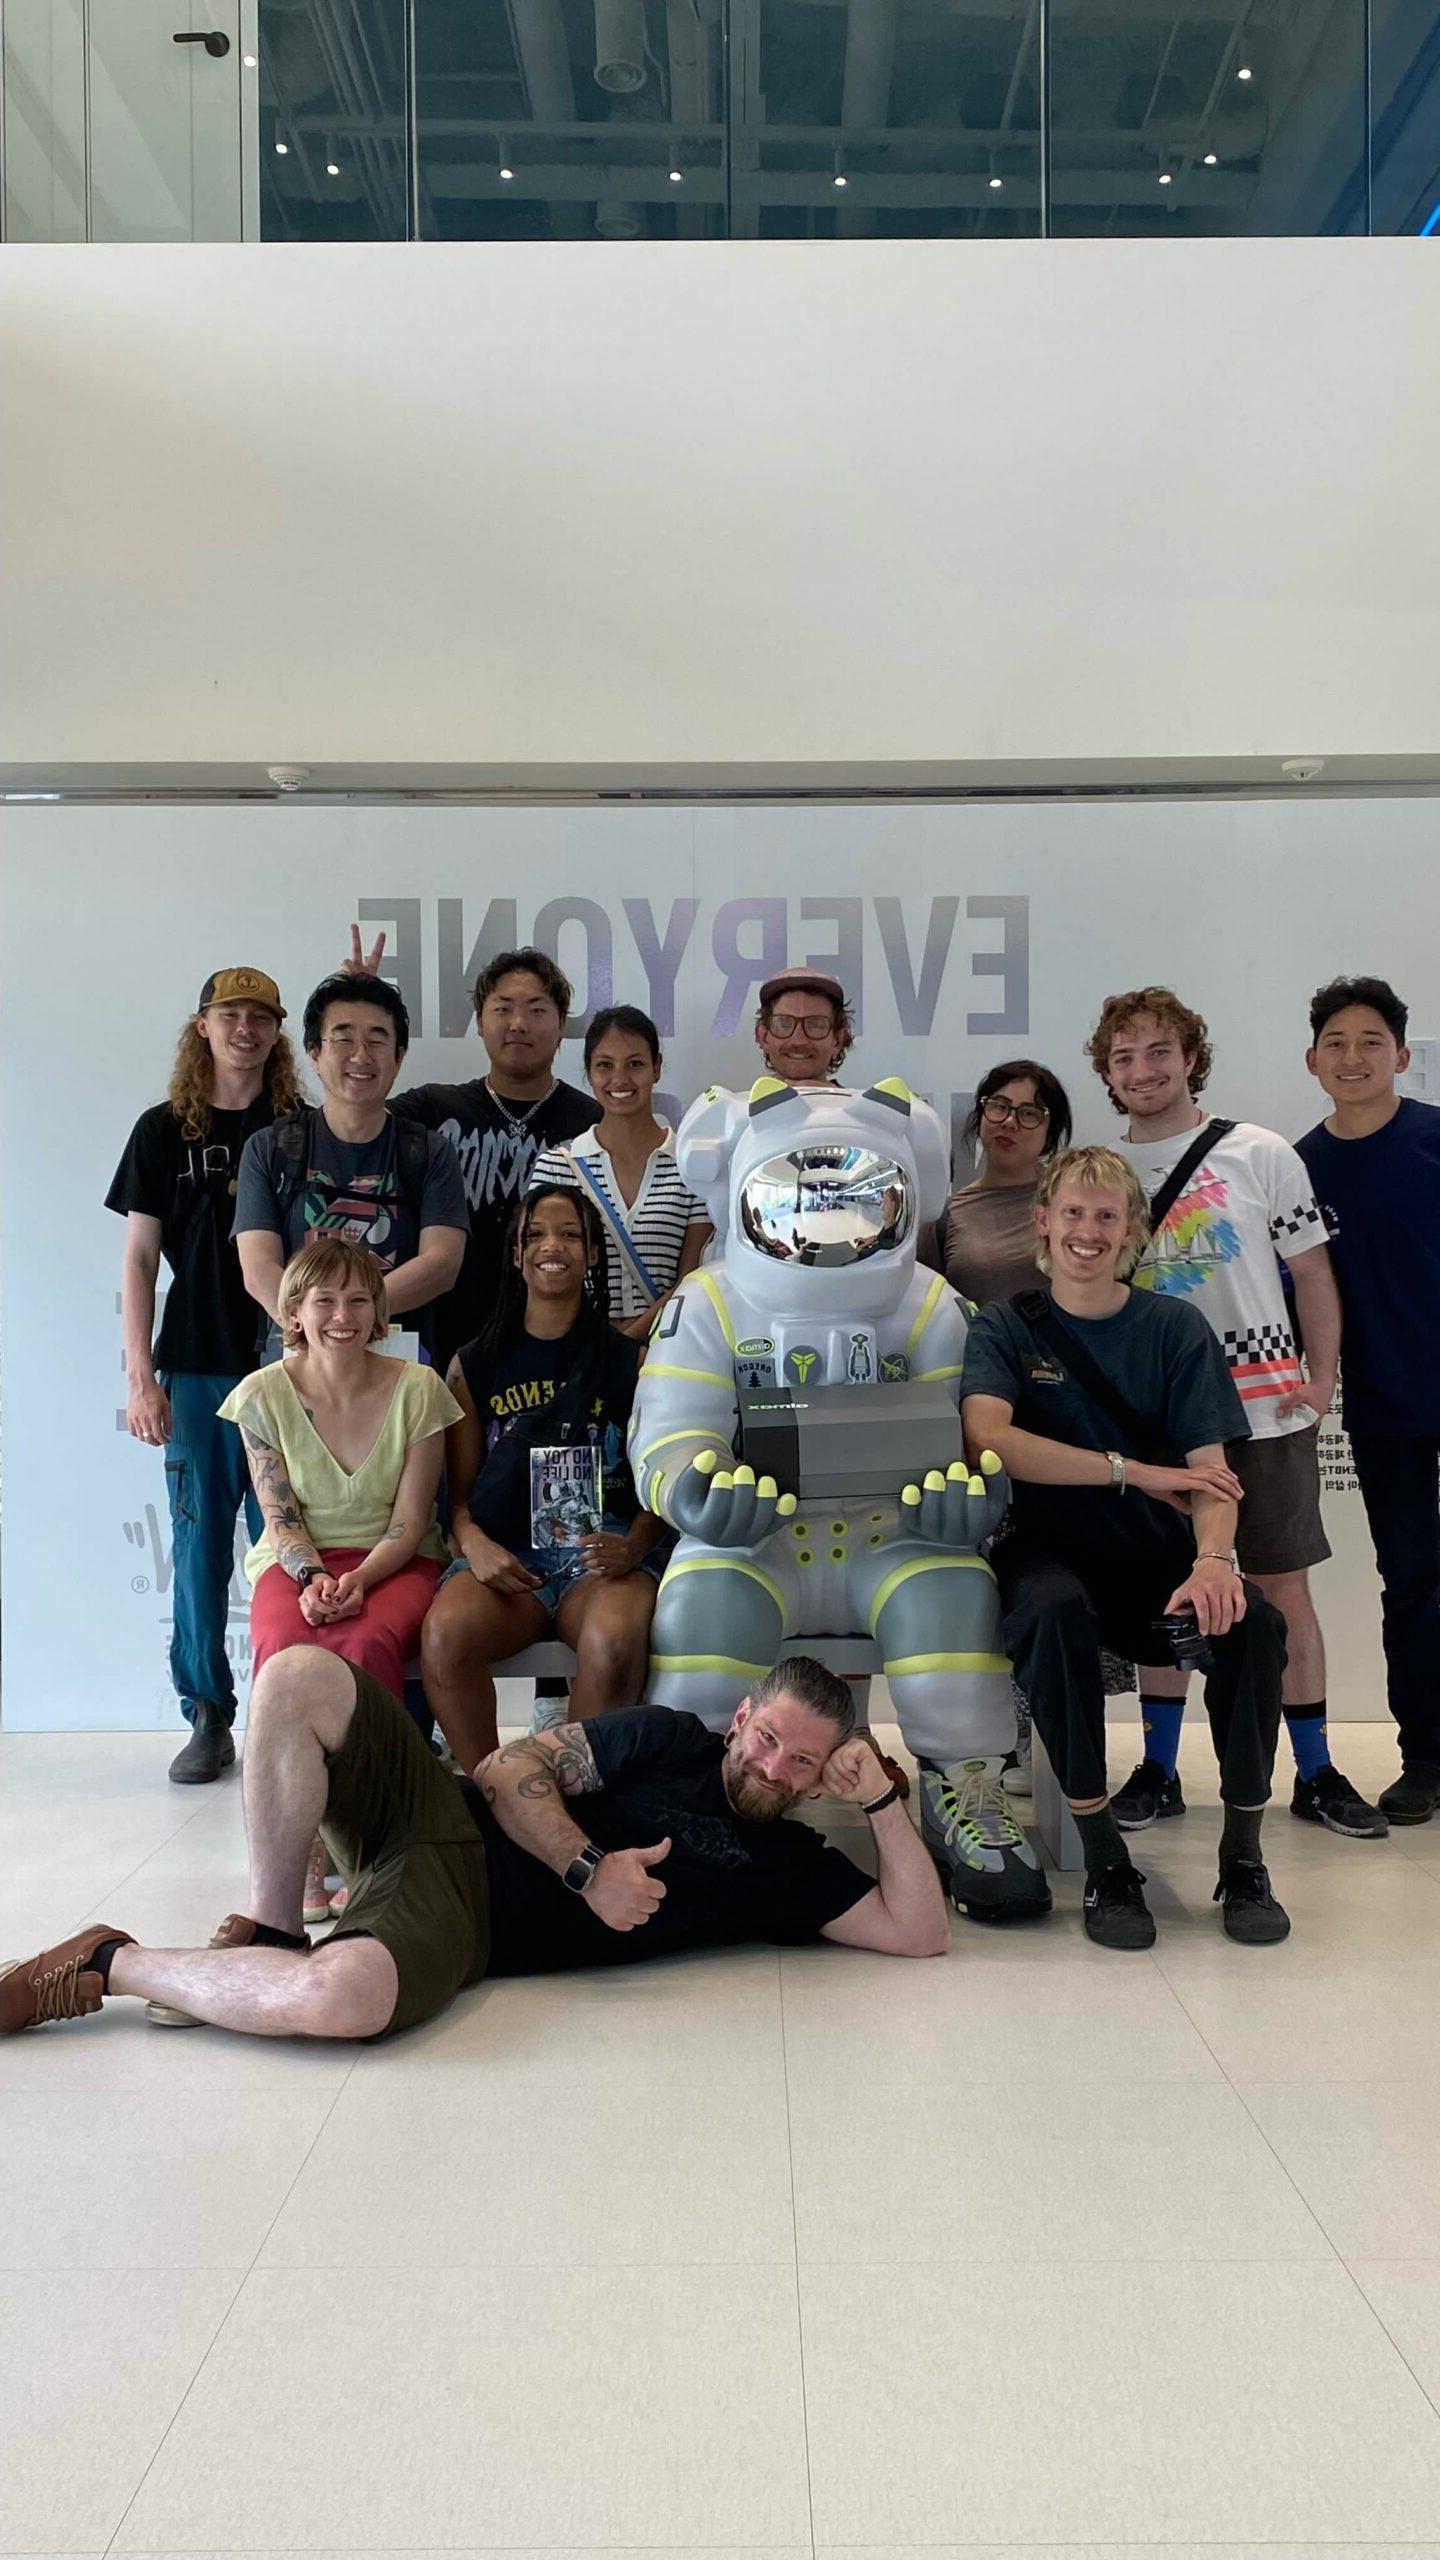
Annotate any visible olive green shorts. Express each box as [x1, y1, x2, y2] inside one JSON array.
[[323, 1666, 491, 2039]]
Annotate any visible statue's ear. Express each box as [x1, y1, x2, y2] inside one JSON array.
[[859, 1077, 913, 1117], [747, 1076, 797, 1116]]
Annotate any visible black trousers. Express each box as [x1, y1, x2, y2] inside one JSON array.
[[1348, 1431, 1440, 1774], [996, 1540, 1286, 1810]]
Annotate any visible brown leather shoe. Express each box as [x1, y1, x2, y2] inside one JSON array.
[[146, 1914, 308, 2028], [0, 1925, 134, 2032]]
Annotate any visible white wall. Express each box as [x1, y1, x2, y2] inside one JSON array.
[[3, 242, 1439, 790], [3, 793, 1435, 1729]]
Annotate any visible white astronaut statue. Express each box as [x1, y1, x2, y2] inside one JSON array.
[[628, 1072, 1050, 1922]]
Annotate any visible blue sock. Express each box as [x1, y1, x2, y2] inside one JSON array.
[[1285, 1706, 1330, 1781], [1140, 1695, 1185, 1778]]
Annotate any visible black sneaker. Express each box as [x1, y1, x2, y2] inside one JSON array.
[[1111, 1758, 1185, 1833], [1378, 1765, 1440, 1826], [1214, 1857, 1291, 1945], [1291, 1766, 1389, 1839], [1083, 1860, 1156, 1951]]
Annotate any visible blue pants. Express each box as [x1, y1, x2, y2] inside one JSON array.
[[160, 1369, 262, 1727]]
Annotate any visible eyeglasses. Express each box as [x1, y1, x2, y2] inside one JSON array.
[[981, 1094, 1048, 1130], [769, 1011, 836, 1040]]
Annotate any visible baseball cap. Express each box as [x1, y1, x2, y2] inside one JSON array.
[[758, 967, 845, 1012], [197, 966, 286, 1020]]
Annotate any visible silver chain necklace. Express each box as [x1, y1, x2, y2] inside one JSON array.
[[484, 1077, 555, 1139]]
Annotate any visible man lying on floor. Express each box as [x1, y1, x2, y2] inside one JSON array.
[[1, 1647, 950, 2041]]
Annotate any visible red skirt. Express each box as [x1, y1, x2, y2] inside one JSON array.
[[249, 1548, 443, 1700]]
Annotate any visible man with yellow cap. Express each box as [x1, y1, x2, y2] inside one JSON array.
[[107, 970, 304, 1784]]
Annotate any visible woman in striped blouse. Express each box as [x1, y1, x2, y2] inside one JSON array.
[[531, 1005, 712, 1340]]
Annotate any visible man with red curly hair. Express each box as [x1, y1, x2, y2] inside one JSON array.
[[1089, 986, 1383, 1843]]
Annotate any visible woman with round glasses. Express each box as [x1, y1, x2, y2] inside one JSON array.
[[938, 1060, 1074, 1307]]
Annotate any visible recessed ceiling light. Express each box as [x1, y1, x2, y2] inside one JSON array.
[[669, 166, 684, 182], [326, 161, 340, 176], [242, 52, 257, 68], [1158, 171, 1172, 184], [989, 174, 1003, 188], [274, 140, 288, 154], [1203, 150, 1218, 164], [499, 163, 514, 179], [833, 171, 847, 187], [1237, 62, 1253, 79]]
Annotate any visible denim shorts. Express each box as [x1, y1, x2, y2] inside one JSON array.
[[440, 1525, 665, 1620]]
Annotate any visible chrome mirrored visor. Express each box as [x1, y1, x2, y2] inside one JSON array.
[[737, 1147, 914, 1267]]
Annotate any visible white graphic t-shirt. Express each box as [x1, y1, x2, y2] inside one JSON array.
[[1114, 1118, 1329, 1442]]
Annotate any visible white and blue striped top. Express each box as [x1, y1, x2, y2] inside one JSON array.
[[530, 1127, 709, 1319]]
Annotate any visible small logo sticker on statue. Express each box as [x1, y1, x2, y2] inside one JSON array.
[[879, 1352, 910, 1383], [847, 1333, 875, 1384], [737, 1337, 775, 1358], [785, 1346, 821, 1385]]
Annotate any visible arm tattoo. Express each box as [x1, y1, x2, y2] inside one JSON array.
[[242, 1426, 316, 1577], [547, 1722, 602, 1797], [491, 1727, 601, 1800]]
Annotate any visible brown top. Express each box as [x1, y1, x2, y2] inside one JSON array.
[[939, 1179, 1043, 1307]]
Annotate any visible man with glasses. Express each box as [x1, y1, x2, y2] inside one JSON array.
[[347, 932, 599, 1369], [754, 968, 856, 1088], [233, 973, 468, 1355]]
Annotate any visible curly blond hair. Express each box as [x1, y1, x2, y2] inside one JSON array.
[[1035, 1145, 1151, 1280], [1085, 987, 1213, 1113], [167, 1016, 306, 1142], [278, 1239, 390, 1349]]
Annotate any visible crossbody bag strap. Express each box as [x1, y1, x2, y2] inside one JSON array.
[[1012, 1291, 1169, 1464], [1148, 1118, 1236, 1233], [562, 1147, 664, 1303]]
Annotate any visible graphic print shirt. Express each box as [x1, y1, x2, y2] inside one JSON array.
[[392, 1078, 600, 1362], [1113, 1118, 1329, 1442]]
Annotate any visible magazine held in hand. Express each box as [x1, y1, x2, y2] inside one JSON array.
[[530, 1444, 603, 1555]]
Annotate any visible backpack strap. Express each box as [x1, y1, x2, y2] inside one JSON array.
[[271, 1109, 435, 1226], [1148, 1118, 1236, 1234]]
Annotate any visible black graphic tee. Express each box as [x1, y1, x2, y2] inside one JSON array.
[[455, 1320, 642, 1548], [460, 1708, 872, 1974], [392, 1078, 600, 1363], [106, 1100, 275, 1374], [233, 1112, 468, 1273]]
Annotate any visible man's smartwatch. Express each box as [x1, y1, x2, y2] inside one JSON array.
[[563, 1842, 608, 1895], [294, 1563, 326, 1591]]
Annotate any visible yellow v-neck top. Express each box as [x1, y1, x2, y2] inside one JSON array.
[[218, 1358, 462, 1587]]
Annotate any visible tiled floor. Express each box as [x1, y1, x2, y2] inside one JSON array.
[[5, 1713, 1440, 2559]]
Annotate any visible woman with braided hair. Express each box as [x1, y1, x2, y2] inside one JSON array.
[[421, 1185, 663, 1772]]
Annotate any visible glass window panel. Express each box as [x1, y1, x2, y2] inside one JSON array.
[[258, 0, 408, 238], [415, 0, 724, 241], [730, 0, 1041, 240], [1368, 0, 1440, 233], [1048, 0, 1368, 237]]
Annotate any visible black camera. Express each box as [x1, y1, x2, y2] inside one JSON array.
[[1149, 1604, 1216, 1677]]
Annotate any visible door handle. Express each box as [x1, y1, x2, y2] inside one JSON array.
[[172, 29, 231, 56]]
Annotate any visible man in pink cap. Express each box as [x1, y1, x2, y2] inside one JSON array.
[[755, 969, 856, 1086]]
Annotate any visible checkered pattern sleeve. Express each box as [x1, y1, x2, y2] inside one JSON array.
[[1258, 1130, 1329, 1262]]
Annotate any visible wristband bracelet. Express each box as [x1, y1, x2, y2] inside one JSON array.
[[860, 1782, 901, 1817]]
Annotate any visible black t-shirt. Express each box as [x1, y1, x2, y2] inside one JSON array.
[[961, 1287, 1246, 1564], [392, 1078, 600, 1363], [106, 1100, 275, 1374], [460, 1708, 872, 1975], [456, 1317, 642, 1548]]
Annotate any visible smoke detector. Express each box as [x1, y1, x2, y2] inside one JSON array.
[[267, 765, 311, 792], [1280, 757, 1326, 782]]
